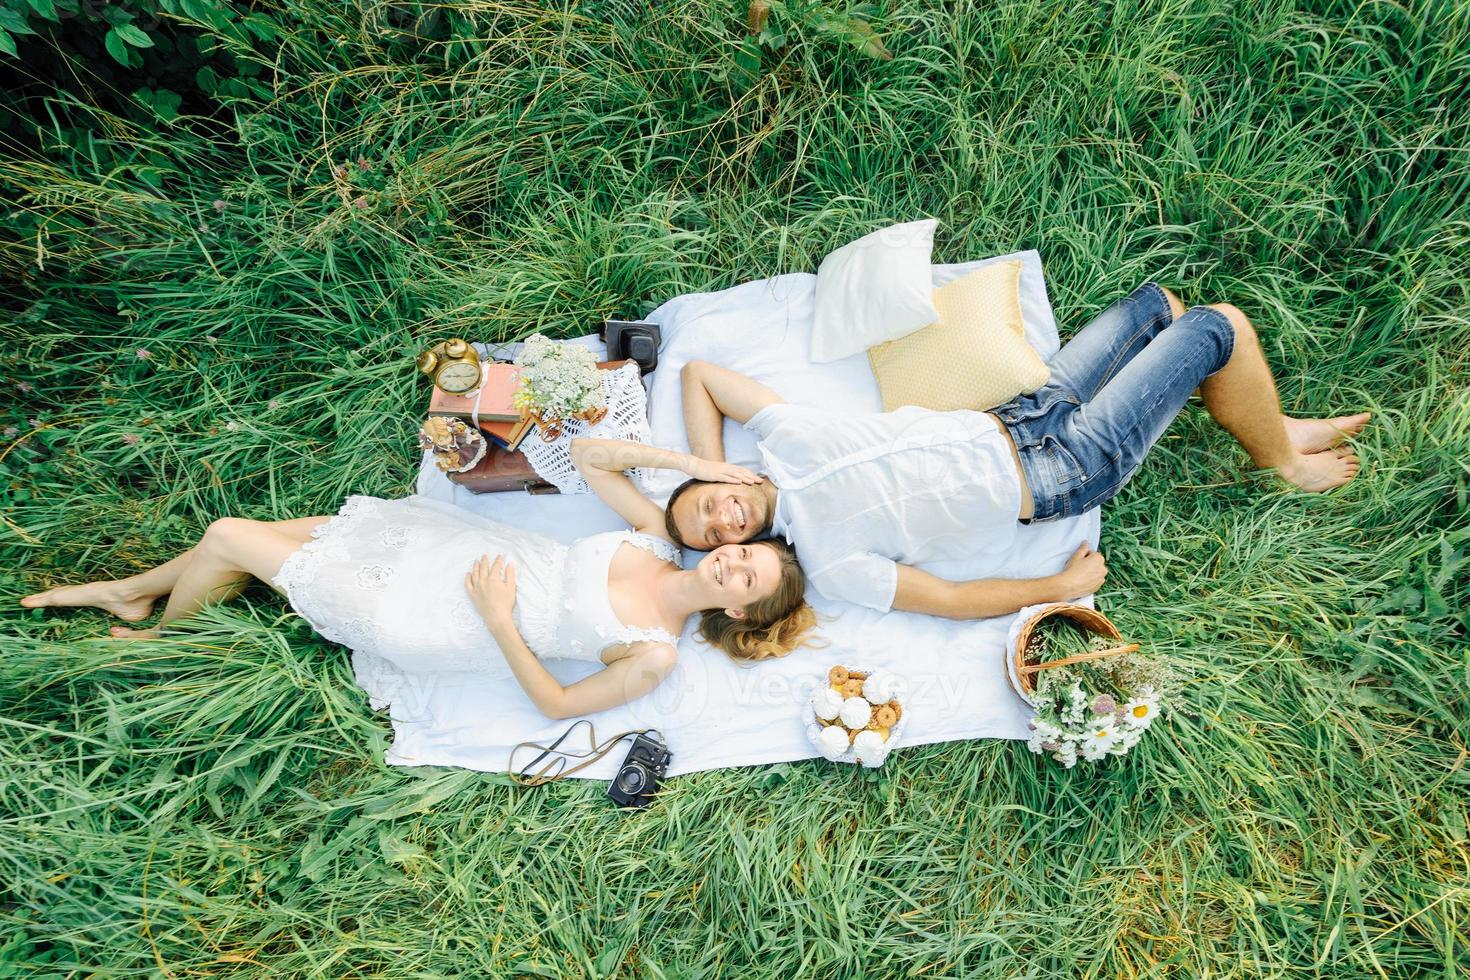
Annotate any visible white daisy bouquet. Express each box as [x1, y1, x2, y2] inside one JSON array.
[[1022, 623, 1180, 768], [513, 335, 607, 422]]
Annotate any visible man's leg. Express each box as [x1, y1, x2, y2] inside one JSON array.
[[1052, 305, 1365, 512], [1044, 283, 1186, 401], [1195, 304, 1368, 491]]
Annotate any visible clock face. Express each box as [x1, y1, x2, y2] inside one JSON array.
[[436, 360, 481, 393]]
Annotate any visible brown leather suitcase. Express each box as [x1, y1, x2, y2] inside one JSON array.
[[448, 441, 559, 494]]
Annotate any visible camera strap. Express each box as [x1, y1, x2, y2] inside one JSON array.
[[508, 720, 656, 787]]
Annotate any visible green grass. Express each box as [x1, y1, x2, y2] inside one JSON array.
[[2, 0, 1468, 975]]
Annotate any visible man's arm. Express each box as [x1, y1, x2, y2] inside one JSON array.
[[681, 360, 785, 462], [891, 545, 1109, 619]]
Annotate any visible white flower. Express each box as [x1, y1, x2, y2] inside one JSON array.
[[1053, 741, 1078, 768], [514, 335, 605, 418], [1079, 719, 1120, 761], [852, 730, 886, 767], [1110, 728, 1144, 755], [811, 686, 843, 722], [1061, 681, 1088, 724], [816, 724, 851, 760], [839, 697, 872, 729], [1030, 718, 1062, 741], [1121, 694, 1160, 729]]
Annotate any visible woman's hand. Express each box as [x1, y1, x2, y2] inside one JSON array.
[[466, 554, 517, 627], [686, 457, 763, 485]]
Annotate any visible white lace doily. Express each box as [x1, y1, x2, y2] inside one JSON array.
[[517, 362, 652, 494]]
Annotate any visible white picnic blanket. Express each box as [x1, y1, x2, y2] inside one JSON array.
[[388, 250, 1100, 778]]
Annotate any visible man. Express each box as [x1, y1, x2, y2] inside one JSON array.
[[662, 283, 1369, 619]]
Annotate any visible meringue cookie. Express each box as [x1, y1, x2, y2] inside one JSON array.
[[852, 729, 887, 767], [839, 696, 872, 729], [811, 686, 843, 722], [816, 724, 851, 760], [863, 670, 902, 704]]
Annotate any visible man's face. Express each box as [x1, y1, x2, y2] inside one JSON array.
[[672, 482, 771, 549]]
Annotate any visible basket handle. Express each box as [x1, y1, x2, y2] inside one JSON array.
[[1019, 643, 1139, 675]]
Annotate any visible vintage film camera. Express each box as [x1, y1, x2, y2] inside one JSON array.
[[607, 730, 672, 808]]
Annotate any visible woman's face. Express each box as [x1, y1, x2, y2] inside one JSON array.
[[696, 543, 782, 611]]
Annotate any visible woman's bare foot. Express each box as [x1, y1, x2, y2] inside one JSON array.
[[108, 625, 162, 640], [1278, 445, 1361, 492], [1283, 412, 1371, 454], [20, 582, 156, 622]]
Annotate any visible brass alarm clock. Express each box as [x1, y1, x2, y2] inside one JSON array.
[[416, 338, 483, 394]]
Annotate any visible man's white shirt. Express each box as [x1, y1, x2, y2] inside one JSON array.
[[745, 402, 1023, 612]]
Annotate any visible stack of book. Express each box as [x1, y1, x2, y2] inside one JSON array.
[[427, 362, 532, 451], [426, 358, 632, 494]]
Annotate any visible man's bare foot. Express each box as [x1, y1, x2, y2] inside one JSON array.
[[1278, 446, 1361, 492], [108, 626, 162, 640], [20, 582, 156, 622], [1283, 412, 1371, 454]]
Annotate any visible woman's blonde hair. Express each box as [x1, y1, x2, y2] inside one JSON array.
[[698, 539, 818, 662]]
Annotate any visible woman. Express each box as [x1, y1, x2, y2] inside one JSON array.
[[20, 437, 816, 719]]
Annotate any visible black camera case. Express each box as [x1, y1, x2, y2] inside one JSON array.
[[601, 320, 661, 375]]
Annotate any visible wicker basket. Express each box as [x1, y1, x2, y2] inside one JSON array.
[[1006, 603, 1140, 700]]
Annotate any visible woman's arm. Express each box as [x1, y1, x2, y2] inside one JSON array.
[[570, 437, 758, 540], [508, 635, 676, 719], [468, 554, 675, 718], [490, 623, 676, 719]]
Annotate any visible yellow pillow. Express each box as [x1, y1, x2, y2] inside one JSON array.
[[867, 259, 1050, 413]]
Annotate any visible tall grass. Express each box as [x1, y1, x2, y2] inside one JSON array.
[[2, 0, 1467, 975]]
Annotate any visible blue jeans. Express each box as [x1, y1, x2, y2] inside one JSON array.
[[993, 282, 1237, 523]]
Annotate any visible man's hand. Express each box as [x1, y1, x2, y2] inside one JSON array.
[[686, 458, 763, 485], [1057, 543, 1107, 598], [466, 554, 517, 627]]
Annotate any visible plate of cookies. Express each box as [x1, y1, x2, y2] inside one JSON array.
[[802, 665, 908, 768]]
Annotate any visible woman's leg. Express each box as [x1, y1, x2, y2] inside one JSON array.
[[20, 515, 327, 623], [110, 517, 328, 638], [149, 516, 326, 616], [21, 551, 195, 621]]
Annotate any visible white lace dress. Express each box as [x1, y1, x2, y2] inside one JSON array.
[[271, 495, 682, 708]]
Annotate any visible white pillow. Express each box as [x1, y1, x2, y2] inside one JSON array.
[[809, 218, 940, 363]]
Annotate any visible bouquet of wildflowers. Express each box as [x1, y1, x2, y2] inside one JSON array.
[[512, 335, 607, 421], [1024, 624, 1180, 768]]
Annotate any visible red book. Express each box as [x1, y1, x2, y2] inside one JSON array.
[[426, 358, 633, 428], [479, 415, 533, 452], [428, 362, 523, 423]]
